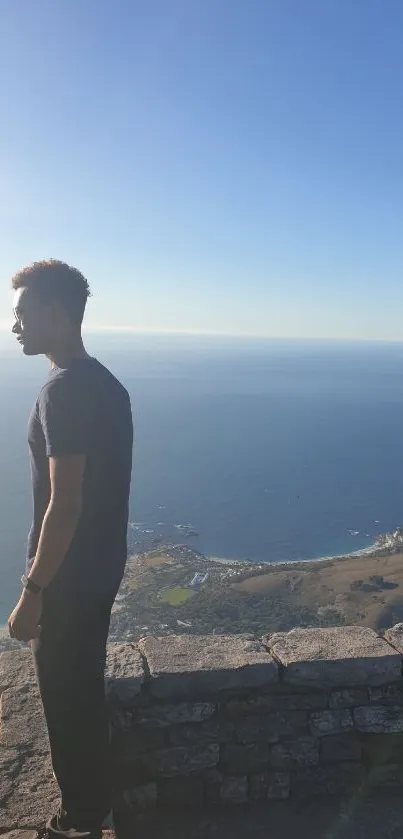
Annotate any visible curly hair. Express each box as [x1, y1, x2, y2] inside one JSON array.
[[11, 259, 91, 325]]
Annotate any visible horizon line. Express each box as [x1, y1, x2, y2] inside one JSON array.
[[0, 324, 403, 345]]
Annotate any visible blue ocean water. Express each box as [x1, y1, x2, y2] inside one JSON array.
[[2, 333, 403, 624]]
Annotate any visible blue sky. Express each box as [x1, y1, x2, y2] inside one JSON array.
[[0, 0, 402, 339]]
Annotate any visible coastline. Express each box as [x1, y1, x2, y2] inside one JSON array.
[[206, 539, 387, 571]]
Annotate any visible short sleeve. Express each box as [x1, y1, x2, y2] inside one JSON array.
[[38, 374, 94, 457]]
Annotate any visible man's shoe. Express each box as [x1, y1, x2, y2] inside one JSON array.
[[44, 815, 102, 839]]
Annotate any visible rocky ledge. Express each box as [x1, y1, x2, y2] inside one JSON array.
[[2, 625, 403, 831]]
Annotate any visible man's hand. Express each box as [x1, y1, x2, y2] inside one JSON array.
[[8, 591, 42, 642]]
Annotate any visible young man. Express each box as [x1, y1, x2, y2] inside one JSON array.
[[8, 260, 133, 838]]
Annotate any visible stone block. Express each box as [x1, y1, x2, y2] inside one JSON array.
[[168, 719, 219, 747], [158, 775, 204, 809], [354, 705, 403, 733], [219, 776, 248, 804], [203, 768, 224, 805], [235, 711, 308, 744], [120, 782, 158, 810], [292, 762, 366, 797], [225, 691, 328, 716], [138, 634, 278, 699], [110, 708, 133, 731], [321, 733, 362, 762], [369, 684, 403, 706], [263, 692, 328, 712], [265, 626, 402, 687], [106, 643, 145, 702], [143, 743, 219, 777], [220, 742, 271, 775], [136, 701, 216, 727], [329, 688, 368, 709], [309, 709, 353, 737], [168, 718, 233, 746], [112, 724, 166, 760], [270, 737, 319, 768], [361, 733, 403, 765], [217, 717, 234, 743], [384, 623, 403, 653], [368, 763, 403, 787], [249, 770, 290, 800]]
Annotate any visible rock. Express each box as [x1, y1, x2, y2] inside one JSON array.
[[329, 689, 368, 709], [369, 684, 403, 706], [265, 626, 402, 687], [168, 720, 219, 747], [292, 763, 366, 797], [143, 743, 219, 777], [112, 724, 166, 760], [138, 635, 278, 699], [219, 742, 271, 775], [219, 776, 248, 804], [270, 737, 319, 768], [249, 771, 290, 800], [157, 775, 204, 809], [204, 768, 224, 805], [113, 754, 150, 789], [225, 691, 327, 716], [235, 711, 308, 744], [368, 763, 403, 787], [217, 718, 234, 743], [361, 733, 403, 765], [321, 733, 362, 762], [309, 710, 353, 737], [384, 624, 403, 653], [121, 783, 157, 810], [110, 708, 133, 731], [136, 702, 216, 727], [106, 643, 145, 702], [354, 705, 403, 733], [168, 718, 233, 746]]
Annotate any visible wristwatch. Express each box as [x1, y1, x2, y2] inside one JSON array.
[[21, 574, 42, 595]]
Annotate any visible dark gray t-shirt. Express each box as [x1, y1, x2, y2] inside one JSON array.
[[27, 357, 133, 594]]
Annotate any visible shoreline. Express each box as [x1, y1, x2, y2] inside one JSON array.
[[206, 539, 386, 571]]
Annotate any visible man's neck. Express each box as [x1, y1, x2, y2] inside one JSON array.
[[46, 336, 90, 369]]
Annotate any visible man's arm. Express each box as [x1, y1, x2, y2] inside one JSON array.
[[9, 375, 92, 641], [28, 454, 86, 589]]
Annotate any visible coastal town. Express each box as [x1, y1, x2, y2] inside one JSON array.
[[107, 524, 403, 643]]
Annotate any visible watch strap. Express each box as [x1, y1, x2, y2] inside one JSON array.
[[21, 574, 42, 595]]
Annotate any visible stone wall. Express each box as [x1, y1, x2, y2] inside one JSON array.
[[3, 625, 403, 829]]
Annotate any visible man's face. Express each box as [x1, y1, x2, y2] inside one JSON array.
[[12, 287, 55, 356]]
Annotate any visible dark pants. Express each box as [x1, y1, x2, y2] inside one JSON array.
[[32, 580, 117, 831]]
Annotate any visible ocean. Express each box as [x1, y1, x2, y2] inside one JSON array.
[[2, 333, 403, 625]]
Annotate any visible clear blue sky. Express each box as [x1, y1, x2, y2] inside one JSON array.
[[0, 0, 402, 339]]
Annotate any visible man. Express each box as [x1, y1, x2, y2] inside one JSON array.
[[8, 260, 133, 838]]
